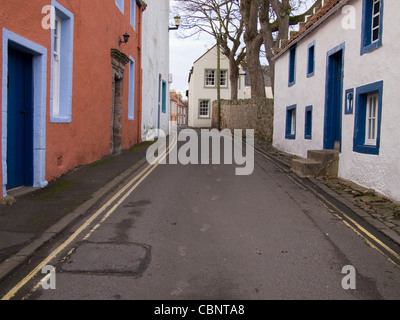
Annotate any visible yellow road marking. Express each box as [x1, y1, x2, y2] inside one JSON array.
[[2, 135, 177, 300], [253, 146, 400, 267]]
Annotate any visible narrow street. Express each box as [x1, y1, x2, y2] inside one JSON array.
[[1, 130, 400, 303]]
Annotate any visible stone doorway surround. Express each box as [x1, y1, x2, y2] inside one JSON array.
[[110, 49, 130, 154]]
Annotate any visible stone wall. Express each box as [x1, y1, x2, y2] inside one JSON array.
[[212, 98, 274, 144]]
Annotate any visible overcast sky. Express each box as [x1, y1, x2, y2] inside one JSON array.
[[168, 0, 315, 99], [169, 26, 215, 99], [168, 0, 216, 98]]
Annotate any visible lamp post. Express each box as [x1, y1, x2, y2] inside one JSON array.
[[217, 34, 221, 131], [169, 15, 181, 31], [119, 32, 130, 45]]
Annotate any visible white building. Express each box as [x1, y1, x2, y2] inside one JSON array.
[[188, 45, 273, 128], [141, 0, 171, 139], [187, 45, 239, 128], [272, 0, 400, 201]]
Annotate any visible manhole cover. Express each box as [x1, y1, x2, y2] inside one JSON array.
[[61, 242, 151, 276]]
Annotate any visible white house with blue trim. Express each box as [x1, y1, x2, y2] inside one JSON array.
[[272, 0, 400, 201], [141, 0, 171, 139]]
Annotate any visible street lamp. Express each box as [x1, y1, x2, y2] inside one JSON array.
[[169, 15, 181, 31], [119, 32, 130, 45]]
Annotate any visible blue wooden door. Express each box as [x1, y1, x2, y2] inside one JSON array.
[[6, 47, 34, 190], [324, 50, 343, 150]]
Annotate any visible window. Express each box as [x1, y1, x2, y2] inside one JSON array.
[[116, 0, 124, 13], [205, 70, 215, 87], [365, 93, 378, 145], [285, 105, 296, 139], [288, 45, 296, 86], [205, 69, 228, 88], [307, 41, 315, 78], [128, 57, 135, 120], [305, 106, 312, 140], [53, 17, 61, 116], [353, 81, 383, 155], [361, 0, 383, 55], [220, 70, 228, 87], [51, 0, 74, 123], [130, 0, 136, 30], [199, 100, 210, 118]]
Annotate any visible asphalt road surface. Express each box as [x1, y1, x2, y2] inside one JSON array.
[[1, 129, 400, 302]]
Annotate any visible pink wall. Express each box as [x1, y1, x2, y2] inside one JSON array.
[[0, 0, 143, 194]]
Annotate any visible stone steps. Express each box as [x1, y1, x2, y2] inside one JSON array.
[[291, 149, 339, 178]]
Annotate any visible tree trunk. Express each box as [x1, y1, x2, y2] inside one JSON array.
[[229, 57, 239, 100], [247, 38, 265, 98], [241, 0, 266, 98]]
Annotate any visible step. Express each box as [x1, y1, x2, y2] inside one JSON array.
[[291, 158, 323, 177], [307, 149, 339, 164]]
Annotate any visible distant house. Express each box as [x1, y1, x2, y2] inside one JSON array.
[[272, 0, 400, 201], [187, 45, 251, 128], [141, 0, 171, 139], [1, 0, 146, 197], [187, 45, 273, 128], [187, 45, 240, 128], [170, 91, 187, 127]]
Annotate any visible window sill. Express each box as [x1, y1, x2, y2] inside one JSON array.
[[353, 144, 379, 155], [50, 117, 72, 124], [285, 134, 296, 140], [360, 41, 382, 55]]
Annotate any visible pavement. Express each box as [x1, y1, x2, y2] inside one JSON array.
[[0, 141, 153, 283], [1, 135, 400, 285]]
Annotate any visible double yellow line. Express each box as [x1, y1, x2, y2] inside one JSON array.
[[253, 146, 400, 269], [2, 135, 177, 300]]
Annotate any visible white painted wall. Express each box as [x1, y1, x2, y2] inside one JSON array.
[[141, 0, 170, 139], [273, 0, 400, 201], [188, 45, 232, 128]]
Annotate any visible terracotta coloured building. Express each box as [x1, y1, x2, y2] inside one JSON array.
[[1, 0, 146, 197]]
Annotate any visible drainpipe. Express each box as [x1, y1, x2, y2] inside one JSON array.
[[157, 73, 161, 136]]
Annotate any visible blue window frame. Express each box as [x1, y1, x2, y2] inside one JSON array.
[[130, 0, 136, 30], [128, 56, 135, 120], [305, 106, 313, 140], [51, 0, 74, 123], [353, 81, 383, 155], [288, 45, 296, 87], [307, 41, 315, 78], [285, 105, 296, 139], [116, 0, 124, 14], [361, 0, 383, 55], [161, 80, 167, 114]]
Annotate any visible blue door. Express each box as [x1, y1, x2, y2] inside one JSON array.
[[324, 48, 343, 150], [6, 47, 34, 190]]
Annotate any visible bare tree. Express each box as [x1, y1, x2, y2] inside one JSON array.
[[174, 0, 245, 100], [240, 0, 266, 98], [241, 0, 321, 96], [260, 0, 321, 94]]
